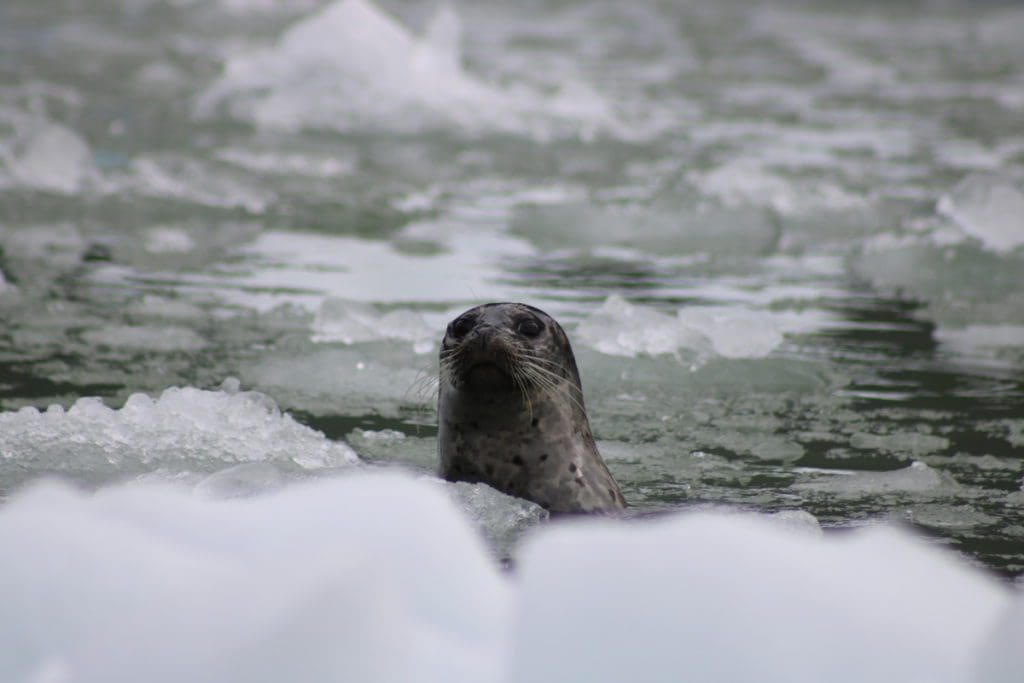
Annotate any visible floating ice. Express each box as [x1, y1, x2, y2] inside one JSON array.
[[852, 239, 1024, 327], [80, 324, 208, 352], [198, 0, 619, 139], [183, 230, 533, 311], [936, 325, 1024, 360], [849, 431, 950, 455], [127, 155, 272, 212], [510, 201, 779, 255], [0, 119, 99, 194], [575, 295, 826, 360], [312, 299, 436, 353], [512, 512, 1007, 683], [241, 345, 430, 417], [439, 480, 548, 558], [795, 461, 950, 495], [576, 295, 710, 359], [0, 473, 508, 683], [144, 226, 197, 254], [0, 474, 1015, 683], [937, 174, 1024, 253], [0, 383, 357, 490]]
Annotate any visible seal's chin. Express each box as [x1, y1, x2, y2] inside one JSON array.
[[464, 362, 510, 387]]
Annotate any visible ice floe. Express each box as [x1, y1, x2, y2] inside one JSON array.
[[0, 382, 357, 490], [197, 0, 620, 139], [0, 472, 1015, 683]]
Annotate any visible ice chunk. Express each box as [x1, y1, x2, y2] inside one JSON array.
[[575, 295, 710, 359], [439, 480, 548, 558], [197, 0, 619, 139], [935, 325, 1024, 362], [0, 384, 357, 490], [976, 592, 1024, 682], [509, 202, 779, 255], [512, 513, 1007, 683], [937, 174, 1024, 253], [0, 473, 508, 683], [128, 155, 271, 212], [575, 295, 827, 360], [144, 226, 196, 254], [794, 461, 949, 495], [0, 473, 1015, 683], [189, 230, 532, 311], [849, 431, 950, 455], [80, 324, 208, 352], [242, 345, 430, 417], [2, 120, 99, 194], [193, 462, 289, 499], [312, 299, 436, 353]]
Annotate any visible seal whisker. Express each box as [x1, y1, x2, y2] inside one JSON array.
[[510, 364, 534, 421], [519, 365, 587, 418], [406, 367, 440, 403]]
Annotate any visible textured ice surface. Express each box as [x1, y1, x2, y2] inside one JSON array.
[[440, 480, 548, 558], [2, 475, 1013, 683], [0, 382, 357, 490], [198, 0, 619, 139], [938, 174, 1024, 253], [575, 295, 827, 360]]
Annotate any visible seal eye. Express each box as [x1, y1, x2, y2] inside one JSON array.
[[448, 316, 474, 339], [517, 318, 543, 338]]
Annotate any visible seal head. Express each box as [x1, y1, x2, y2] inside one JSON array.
[[437, 302, 626, 513]]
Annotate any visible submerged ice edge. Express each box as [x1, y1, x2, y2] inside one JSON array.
[[0, 473, 1016, 683]]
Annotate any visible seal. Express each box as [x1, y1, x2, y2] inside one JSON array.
[[437, 302, 626, 514]]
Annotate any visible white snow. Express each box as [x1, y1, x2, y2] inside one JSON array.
[[0, 472, 1016, 683]]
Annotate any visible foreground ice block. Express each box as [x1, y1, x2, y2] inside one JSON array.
[[0, 473, 1018, 683], [0, 474, 510, 683], [511, 513, 1009, 683]]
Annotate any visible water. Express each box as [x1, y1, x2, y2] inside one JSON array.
[[1, 0, 1023, 678]]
